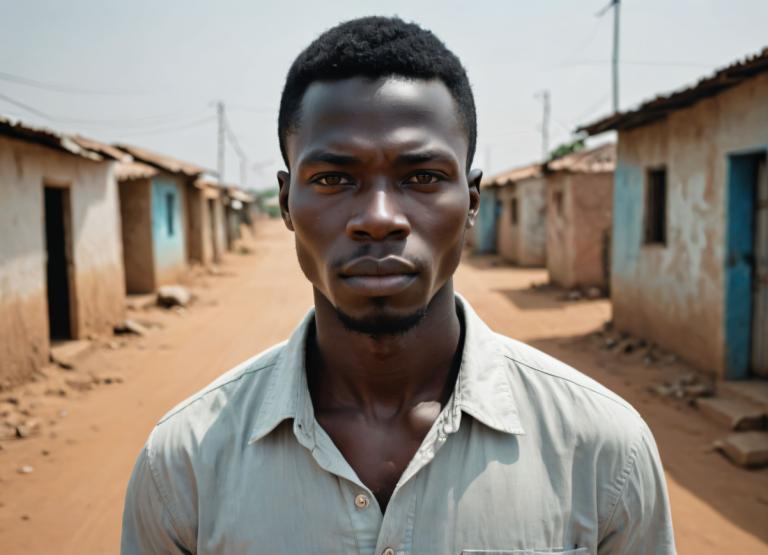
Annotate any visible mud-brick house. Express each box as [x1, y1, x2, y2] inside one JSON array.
[[580, 48, 768, 380], [222, 186, 256, 250], [114, 145, 206, 293], [473, 182, 501, 254], [0, 116, 127, 384], [544, 143, 615, 289], [192, 177, 227, 264], [485, 163, 546, 266]]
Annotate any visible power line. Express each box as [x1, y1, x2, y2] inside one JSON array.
[[0, 91, 208, 130], [0, 70, 145, 95], [117, 116, 216, 136]]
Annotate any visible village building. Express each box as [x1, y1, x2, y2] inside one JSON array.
[[113, 145, 207, 294], [192, 177, 227, 264], [484, 163, 546, 266], [580, 48, 768, 380], [473, 183, 501, 254], [0, 117, 128, 384], [222, 186, 256, 250], [544, 143, 615, 290]]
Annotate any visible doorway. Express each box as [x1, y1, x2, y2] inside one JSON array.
[[725, 150, 768, 378], [207, 198, 220, 262], [44, 186, 74, 340]]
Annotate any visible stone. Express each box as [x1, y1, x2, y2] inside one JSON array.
[[114, 319, 150, 337], [714, 432, 768, 468], [586, 286, 603, 300], [717, 380, 768, 411], [696, 397, 765, 430], [50, 340, 92, 370], [18, 465, 34, 474], [157, 285, 191, 308]]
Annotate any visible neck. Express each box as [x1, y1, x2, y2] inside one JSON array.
[[307, 282, 462, 417]]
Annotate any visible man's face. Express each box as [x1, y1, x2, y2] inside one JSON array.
[[279, 76, 481, 332]]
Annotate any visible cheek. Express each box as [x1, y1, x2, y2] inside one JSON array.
[[289, 190, 344, 288]]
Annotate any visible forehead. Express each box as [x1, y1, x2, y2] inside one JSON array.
[[286, 77, 468, 167]]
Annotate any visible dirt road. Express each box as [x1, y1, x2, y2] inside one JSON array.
[[1, 219, 766, 554]]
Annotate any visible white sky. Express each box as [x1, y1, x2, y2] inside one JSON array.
[[1, 0, 766, 189]]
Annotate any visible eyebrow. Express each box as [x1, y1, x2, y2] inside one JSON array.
[[394, 150, 456, 166], [299, 150, 360, 167]]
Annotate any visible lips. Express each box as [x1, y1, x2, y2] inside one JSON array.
[[339, 255, 418, 296]]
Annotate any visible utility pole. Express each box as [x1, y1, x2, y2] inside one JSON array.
[[535, 90, 550, 161], [612, 0, 621, 113], [597, 0, 621, 113], [216, 101, 225, 182]]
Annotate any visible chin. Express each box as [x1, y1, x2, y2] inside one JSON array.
[[334, 302, 428, 336]]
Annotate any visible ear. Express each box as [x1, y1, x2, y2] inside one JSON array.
[[466, 168, 482, 228], [277, 170, 294, 231]]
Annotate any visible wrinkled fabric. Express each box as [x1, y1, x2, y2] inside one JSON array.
[[122, 296, 675, 555]]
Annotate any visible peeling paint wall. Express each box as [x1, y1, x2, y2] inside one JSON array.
[[0, 137, 125, 384], [612, 73, 768, 377], [547, 171, 612, 288]]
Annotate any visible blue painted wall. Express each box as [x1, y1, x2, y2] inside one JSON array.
[[611, 162, 645, 282], [724, 153, 759, 379], [475, 188, 500, 254], [151, 175, 186, 279]]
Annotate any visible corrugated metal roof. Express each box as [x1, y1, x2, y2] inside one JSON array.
[[482, 162, 542, 188], [0, 115, 130, 162], [580, 47, 768, 135], [114, 143, 208, 177], [545, 143, 615, 173], [115, 160, 158, 181]]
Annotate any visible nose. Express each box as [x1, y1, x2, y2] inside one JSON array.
[[346, 188, 411, 241]]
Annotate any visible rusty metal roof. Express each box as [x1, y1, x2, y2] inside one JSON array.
[[114, 143, 208, 177], [545, 142, 615, 173], [580, 47, 768, 135], [226, 187, 255, 204], [0, 115, 130, 162], [483, 162, 543, 188], [115, 160, 158, 181]]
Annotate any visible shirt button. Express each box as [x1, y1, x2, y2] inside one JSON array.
[[382, 549, 395, 555], [354, 493, 370, 509]]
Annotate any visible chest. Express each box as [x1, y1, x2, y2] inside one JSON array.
[[194, 424, 600, 554], [316, 410, 436, 509]]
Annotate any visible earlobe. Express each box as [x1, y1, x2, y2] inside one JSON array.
[[277, 170, 294, 231], [466, 168, 482, 228]]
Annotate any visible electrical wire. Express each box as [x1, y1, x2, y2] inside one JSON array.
[[0, 70, 146, 96]]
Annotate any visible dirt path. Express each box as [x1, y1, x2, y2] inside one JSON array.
[[1, 220, 766, 554]]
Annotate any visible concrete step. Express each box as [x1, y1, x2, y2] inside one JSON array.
[[717, 379, 768, 411], [714, 431, 768, 468], [49, 339, 93, 370], [695, 396, 766, 431]]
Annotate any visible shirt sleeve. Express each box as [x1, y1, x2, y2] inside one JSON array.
[[598, 422, 676, 554], [121, 446, 193, 555]]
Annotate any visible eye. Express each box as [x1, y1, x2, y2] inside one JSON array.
[[404, 172, 441, 186], [313, 174, 353, 187]]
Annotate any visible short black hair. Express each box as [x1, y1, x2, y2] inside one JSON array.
[[278, 16, 477, 170]]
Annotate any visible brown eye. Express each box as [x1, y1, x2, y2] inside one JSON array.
[[406, 173, 439, 185], [315, 174, 350, 186]]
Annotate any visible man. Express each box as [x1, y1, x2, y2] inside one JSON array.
[[122, 16, 675, 554]]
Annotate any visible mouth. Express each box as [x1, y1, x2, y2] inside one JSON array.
[[339, 255, 419, 297]]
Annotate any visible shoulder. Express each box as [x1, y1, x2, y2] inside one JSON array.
[[146, 340, 287, 463], [495, 335, 663, 526]]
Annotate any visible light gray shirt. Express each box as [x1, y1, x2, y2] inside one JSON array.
[[121, 297, 675, 555]]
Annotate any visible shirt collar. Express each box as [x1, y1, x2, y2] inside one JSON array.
[[248, 295, 524, 445]]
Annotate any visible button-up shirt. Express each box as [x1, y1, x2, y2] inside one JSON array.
[[122, 297, 675, 554]]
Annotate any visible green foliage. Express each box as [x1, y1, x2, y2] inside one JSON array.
[[549, 136, 586, 161]]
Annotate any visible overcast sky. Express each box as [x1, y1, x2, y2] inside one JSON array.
[[1, 0, 766, 189]]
